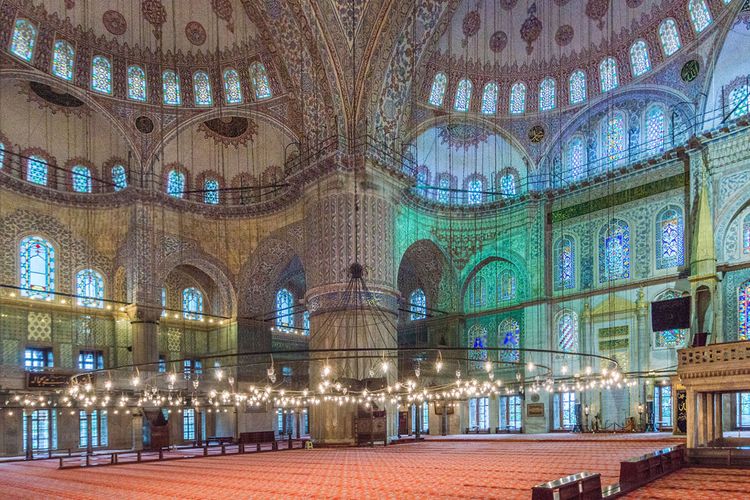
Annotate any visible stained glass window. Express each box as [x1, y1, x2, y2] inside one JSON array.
[[71, 165, 92, 193], [599, 58, 619, 93], [729, 85, 749, 119], [275, 288, 294, 330], [646, 106, 667, 153], [481, 82, 498, 114], [604, 114, 627, 163], [162, 70, 181, 106], [10, 19, 36, 62], [20, 236, 55, 299], [409, 288, 427, 320], [558, 311, 578, 352], [437, 176, 450, 204], [740, 280, 750, 340], [499, 318, 520, 363], [193, 71, 213, 106], [204, 178, 219, 204], [428, 72, 447, 107], [656, 207, 684, 269], [469, 276, 486, 307], [659, 19, 682, 56], [599, 219, 630, 282], [249, 62, 272, 100], [0, 142, 5, 169], [183, 409, 195, 440], [127, 65, 147, 101], [223, 68, 243, 104], [91, 56, 112, 94], [738, 393, 750, 427], [510, 82, 526, 114], [467, 178, 483, 205], [539, 78, 556, 112], [182, 287, 203, 320], [554, 236, 576, 290], [454, 78, 472, 112], [467, 324, 488, 370], [51, 40, 74, 80], [166, 170, 185, 198], [569, 70, 587, 105], [76, 269, 104, 308], [744, 214, 750, 254], [630, 40, 651, 77], [567, 137, 585, 179], [161, 287, 167, 317], [689, 0, 712, 33], [27, 155, 48, 185], [112, 165, 127, 191], [23, 409, 57, 451], [498, 270, 516, 301], [303, 311, 310, 334], [500, 173, 516, 197]]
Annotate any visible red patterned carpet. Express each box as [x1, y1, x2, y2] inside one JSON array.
[[622, 467, 750, 499], [0, 440, 686, 499]]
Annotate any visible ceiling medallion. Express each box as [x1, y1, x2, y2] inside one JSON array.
[[681, 60, 700, 83], [489, 31, 508, 53], [103, 10, 127, 36], [212, 0, 235, 33], [528, 125, 545, 143], [520, 3, 543, 55], [199, 117, 258, 147], [438, 124, 490, 150], [141, 0, 167, 39], [185, 21, 207, 46], [462, 10, 481, 38], [135, 116, 155, 134], [585, 0, 609, 30], [65, 0, 75, 9], [555, 25, 574, 47]]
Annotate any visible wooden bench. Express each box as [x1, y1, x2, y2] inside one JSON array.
[[239, 431, 278, 451], [532, 472, 602, 500], [205, 436, 234, 445], [619, 445, 684, 490]]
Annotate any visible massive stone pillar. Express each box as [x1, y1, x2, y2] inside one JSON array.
[[304, 164, 403, 445]]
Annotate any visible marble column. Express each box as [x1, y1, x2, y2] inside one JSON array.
[[126, 305, 161, 368], [705, 393, 714, 445], [714, 394, 723, 441], [697, 392, 706, 447], [686, 389, 697, 449]]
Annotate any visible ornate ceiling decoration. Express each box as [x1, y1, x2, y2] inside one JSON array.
[[199, 116, 258, 147]]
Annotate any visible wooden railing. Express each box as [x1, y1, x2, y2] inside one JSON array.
[[678, 340, 750, 369]]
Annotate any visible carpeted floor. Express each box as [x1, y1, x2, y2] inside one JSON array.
[[0, 439, 683, 499], [621, 467, 750, 499]]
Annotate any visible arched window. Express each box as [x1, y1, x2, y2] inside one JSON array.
[[603, 113, 627, 163], [275, 288, 294, 329], [468, 276, 486, 307], [569, 70, 587, 105], [437, 176, 451, 204], [76, 269, 104, 308], [71, 165, 92, 193], [729, 85, 749, 119], [27, 155, 48, 185], [303, 310, 310, 334], [182, 287, 203, 320], [557, 311, 578, 352], [645, 106, 666, 153], [539, 78, 556, 112], [0, 141, 5, 169], [659, 19, 681, 56], [223, 68, 243, 104], [499, 318, 520, 362], [127, 65, 147, 101], [510, 82, 526, 114], [599, 57, 619, 93], [499, 173, 517, 197], [193, 71, 213, 106], [467, 178, 483, 204], [112, 165, 127, 191], [51, 40, 74, 80], [20, 236, 55, 298], [599, 219, 631, 282], [688, 0, 712, 33], [409, 288, 427, 320], [162, 70, 181, 106], [656, 206, 684, 269], [567, 137, 585, 179], [454, 78, 472, 112], [630, 40, 651, 77], [161, 287, 167, 317], [91, 55, 112, 94], [740, 279, 750, 340], [654, 290, 689, 348], [554, 236, 576, 290], [204, 178, 219, 204], [481, 82, 498, 114], [467, 324, 488, 370], [249, 62, 272, 100], [743, 214, 750, 255], [428, 72, 447, 107], [166, 170, 185, 198], [10, 19, 37, 62], [498, 270, 516, 301]]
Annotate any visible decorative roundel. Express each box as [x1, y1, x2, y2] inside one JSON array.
[[489, 31, 508, 52], [626, 0, 644, 7], [141, 0, 167, 28], [530, 393, 541, 403], [586, 0, 609, 27], [135, 116, 155, 134], [555, 25, 574, 47], [102, 10, 127, 36], [462, 10, 481, 38], [498, 0, 518, 10], [528, 125, 545, 143], [185, 21, 207, 46], [681, 60, 700, 83]]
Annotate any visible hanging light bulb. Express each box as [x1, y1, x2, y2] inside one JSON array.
[[380, 360, 388, 373], [527, 362, 535, 371], [455, 369, 461, 379], [131, 375, 140, 387], [321, 365, 331, 377], [561, 365, 568, 375], [414, 366, 421, 378], [484, 361, 492, 373], [435, 360, 443, 373], [104, 380, 112, 391], [216, 369, 224, 381]]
